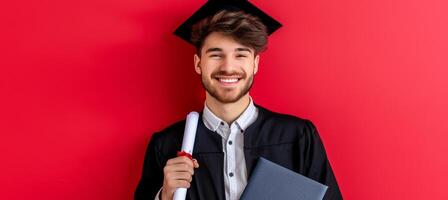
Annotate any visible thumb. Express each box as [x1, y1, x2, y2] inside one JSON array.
[[192, 159, 199, 168]]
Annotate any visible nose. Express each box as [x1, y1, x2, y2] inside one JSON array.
[[220, 56, 237, 72]]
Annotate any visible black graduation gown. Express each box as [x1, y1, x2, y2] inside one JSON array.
[[135, 105, 343, 200]]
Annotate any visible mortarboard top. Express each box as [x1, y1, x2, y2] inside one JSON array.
[[174, 0, 282, 45]]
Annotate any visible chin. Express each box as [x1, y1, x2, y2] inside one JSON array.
[[213, 91, 248, 104]]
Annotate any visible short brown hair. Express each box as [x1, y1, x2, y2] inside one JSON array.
[[191, 10, 268, 55]]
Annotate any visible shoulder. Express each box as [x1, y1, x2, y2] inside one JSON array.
[[244, 104, 321, 149], [254, 105, 324, 148]]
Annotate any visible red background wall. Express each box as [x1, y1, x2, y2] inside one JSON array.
[[1, 0, 447, 199]]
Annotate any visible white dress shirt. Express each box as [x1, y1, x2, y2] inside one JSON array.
[[202, 97, 258, 200]]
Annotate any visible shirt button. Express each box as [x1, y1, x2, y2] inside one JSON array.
[[228, 140, 233, 145], [229, 172, 234, 177], [220, 122, 225, 126], [240, 129, 244, 133]]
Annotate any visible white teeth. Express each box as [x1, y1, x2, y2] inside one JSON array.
[[219, 78, 238, 83]]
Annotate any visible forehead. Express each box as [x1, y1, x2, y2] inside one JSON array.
[[201, 32, 252, 53]]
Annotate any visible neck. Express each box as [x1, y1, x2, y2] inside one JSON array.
[[205, 93, 251, 125]]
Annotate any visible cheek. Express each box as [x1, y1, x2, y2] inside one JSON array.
[[198, 66, 212, 78], [200, 61, 217, 73], [243, 62, 256, 73]]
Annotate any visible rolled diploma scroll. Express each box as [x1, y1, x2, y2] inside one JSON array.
[[173, 111, 199, 200]]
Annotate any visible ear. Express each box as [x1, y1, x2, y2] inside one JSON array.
[[194, 54, 201, 75], [254, 55, 260, 75]]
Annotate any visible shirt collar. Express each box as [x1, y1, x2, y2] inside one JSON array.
[[202, 96, 258, 132]]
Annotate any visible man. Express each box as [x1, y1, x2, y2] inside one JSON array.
[[135, 1, 343, 200]]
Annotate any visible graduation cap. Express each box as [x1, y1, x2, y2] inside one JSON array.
[[174, 0, 282, 45]]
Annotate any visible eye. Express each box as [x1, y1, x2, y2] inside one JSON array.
[[236, 54, 247, 58], [210, 54, 222, 58]]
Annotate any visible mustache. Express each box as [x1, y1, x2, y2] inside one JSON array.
[[211, 70, 246, 78]]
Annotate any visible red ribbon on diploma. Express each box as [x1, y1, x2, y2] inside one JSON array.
[[177, 151, 193, 160]]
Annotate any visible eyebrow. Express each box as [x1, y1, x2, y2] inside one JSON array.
[[236, 47, 252, 53], [205, 48, 222, 54], [205, 47, 253, 54]]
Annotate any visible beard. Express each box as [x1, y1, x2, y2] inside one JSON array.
[[201, 70, 254, 104]]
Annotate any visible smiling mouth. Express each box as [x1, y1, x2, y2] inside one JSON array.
[[214, 77, 241, 86], [219, 78, 239, 83]]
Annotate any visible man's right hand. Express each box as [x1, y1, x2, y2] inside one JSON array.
[[161, 156, 199, 200]]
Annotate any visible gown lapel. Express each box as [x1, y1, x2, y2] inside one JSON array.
[[243, 105, 266, 177], [189, 117, 225, 200]]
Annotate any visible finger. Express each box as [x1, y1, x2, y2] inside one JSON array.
[[192, 159, 199, 168], [164, 163, 195, 174], [166, 156, 194, 167], [166, 172, 193, 182], [167, 180, 191, 189]]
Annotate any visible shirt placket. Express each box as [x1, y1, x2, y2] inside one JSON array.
[[226, 123, 238, 200]]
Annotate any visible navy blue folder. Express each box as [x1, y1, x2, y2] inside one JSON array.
[[240, 157, 328, 200]]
